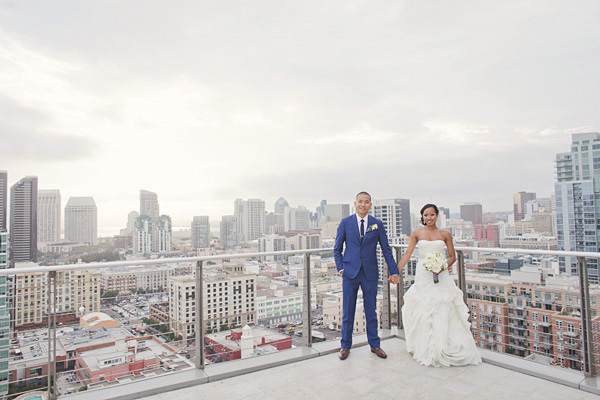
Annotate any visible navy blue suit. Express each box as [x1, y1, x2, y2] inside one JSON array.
[[334, 214, 399, 349]]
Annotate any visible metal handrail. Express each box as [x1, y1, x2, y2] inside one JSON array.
[[0, 248, 336, 276], [7, 242, 600, 399], [4, 244, 600, 276]]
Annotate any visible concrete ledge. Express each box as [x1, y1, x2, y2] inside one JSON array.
[[479, 348, 584, 389], [205, 345, 320, 382], [64, 368, 208, 400], [581, 376, 600, 395]]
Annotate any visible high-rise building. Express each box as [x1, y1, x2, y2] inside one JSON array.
[[0, 174, 7, 397], [0, 231, 9, 396], [64, 197, 98, 246], [264, 212, 284, 234], [13, 263, 100, 327], [439, 207, 450, 219], [0, 171, 7, 231], [191, 216, 210, 249], [474, 224, 500, 247], [234, 198, 265, 242], [121, 210, 139, 236], [152, 215, 172, 253], [220, 215, 238, 250], [258, 235, 286, 261], [323, 204, 350, 222], [283, 206, 310, 231], [369, 198, 410, 280], [133, 215, 152, 254], [274, 197, 289, 215], [140, 189, 159, 218], [37, 189, 61, 246], [460, 203, 483, 225], [370, 198, 411, 238], [513, 191, 537, 221], [10, 176, 38, 262], [555, 132, 600, 280], [169, 265, 256, 340]]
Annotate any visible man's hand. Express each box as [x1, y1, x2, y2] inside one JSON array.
[[340, 270, 344, 277], [388, 274, 399, 285]]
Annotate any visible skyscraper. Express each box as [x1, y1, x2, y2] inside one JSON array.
[[0, 197, 8, 396], [37, 189, 61, 246], [234, 198, 265, 242], [134, 215, 152, 254], [0, 171, 6, 231], [283, 206, 310, 231], [220, 215, 238, 250], [153, 215, 172, 252], [370, 198, 411, 237], [513, 191, 536, 221], [65, 197, 98, 245], [10, 176, 38, 262], [274, 197, 289, 215], [191, 216, 210, 249], [121, 210, 139, 236], [323, 204, 350, 222], [460, 203, 483, 225], [555, 132, 600, 281], [370, 198, 411, 281], [140, 189, 159, 218]]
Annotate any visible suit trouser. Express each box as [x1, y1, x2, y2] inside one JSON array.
[[341, 266, 380, 349]]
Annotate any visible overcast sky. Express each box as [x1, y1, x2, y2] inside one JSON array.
[[1, 1, 598, 231]]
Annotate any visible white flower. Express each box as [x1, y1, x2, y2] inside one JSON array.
[[367, 224, 378, 232], [423, 252, 447, 274]]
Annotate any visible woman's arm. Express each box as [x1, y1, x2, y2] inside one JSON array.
[[444, 231, 456, 272], [397, 230, 420, 272]]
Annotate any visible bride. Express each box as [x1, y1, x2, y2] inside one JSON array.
[[391, 203, 481, 367]]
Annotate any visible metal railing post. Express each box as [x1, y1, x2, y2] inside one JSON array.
[[381, 246, 392, 330], [456, 250, 467, 305], [47, 270, 57, 400], [302, 253, 313, 347], [577, 256, 595, 377], [195, 261, 205, 370], [394, 247, 405, 330]]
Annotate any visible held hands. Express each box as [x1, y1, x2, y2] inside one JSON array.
[[388, 275, 400, 285]]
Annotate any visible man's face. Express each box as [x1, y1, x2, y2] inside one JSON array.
[[354, 194, 372, 217]]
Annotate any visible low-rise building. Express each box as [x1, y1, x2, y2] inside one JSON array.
[[204, 325, 291, 363]]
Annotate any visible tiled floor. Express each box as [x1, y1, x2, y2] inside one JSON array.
[[138, 339, 599, 400]]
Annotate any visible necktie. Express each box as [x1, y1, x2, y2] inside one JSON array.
[[360, 219, 365, 238]]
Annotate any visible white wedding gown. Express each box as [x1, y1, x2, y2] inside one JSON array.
[[402, 240, 481, 367]]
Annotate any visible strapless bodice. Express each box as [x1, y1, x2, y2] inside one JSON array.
[[417, 240, 446, 259]]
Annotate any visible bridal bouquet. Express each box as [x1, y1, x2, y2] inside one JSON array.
[[423, 252, 447, 284]]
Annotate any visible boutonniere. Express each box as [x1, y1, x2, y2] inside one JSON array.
[[366, 224, 379, 233]]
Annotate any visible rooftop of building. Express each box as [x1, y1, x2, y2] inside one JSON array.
[[79, 336, 181, 372], [206, 326, 290, 351], [65, 196, 96, 207]]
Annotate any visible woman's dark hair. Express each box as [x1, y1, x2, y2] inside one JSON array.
[[420, 203, 439, 225]]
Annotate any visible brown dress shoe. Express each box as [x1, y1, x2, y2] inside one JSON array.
[[371, 347, 387, 359], [339, 348, 350, 360]]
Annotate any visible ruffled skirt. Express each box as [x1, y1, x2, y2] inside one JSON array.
[[402, 267, 481, 367]]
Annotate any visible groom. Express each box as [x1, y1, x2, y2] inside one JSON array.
[[334, 191, 400, 360]]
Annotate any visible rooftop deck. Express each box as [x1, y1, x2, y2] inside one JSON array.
[[66, 334, 600, 400]]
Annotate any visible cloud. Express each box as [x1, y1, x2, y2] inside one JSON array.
[[0, 95, 96, 161]]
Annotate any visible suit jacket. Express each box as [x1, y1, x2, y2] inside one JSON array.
[[333, 214, 399, 281]]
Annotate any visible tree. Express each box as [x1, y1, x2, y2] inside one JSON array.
[[101, 290, 119, 299]]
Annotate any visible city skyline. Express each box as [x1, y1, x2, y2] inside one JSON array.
[[0, 2, 598, 228]]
